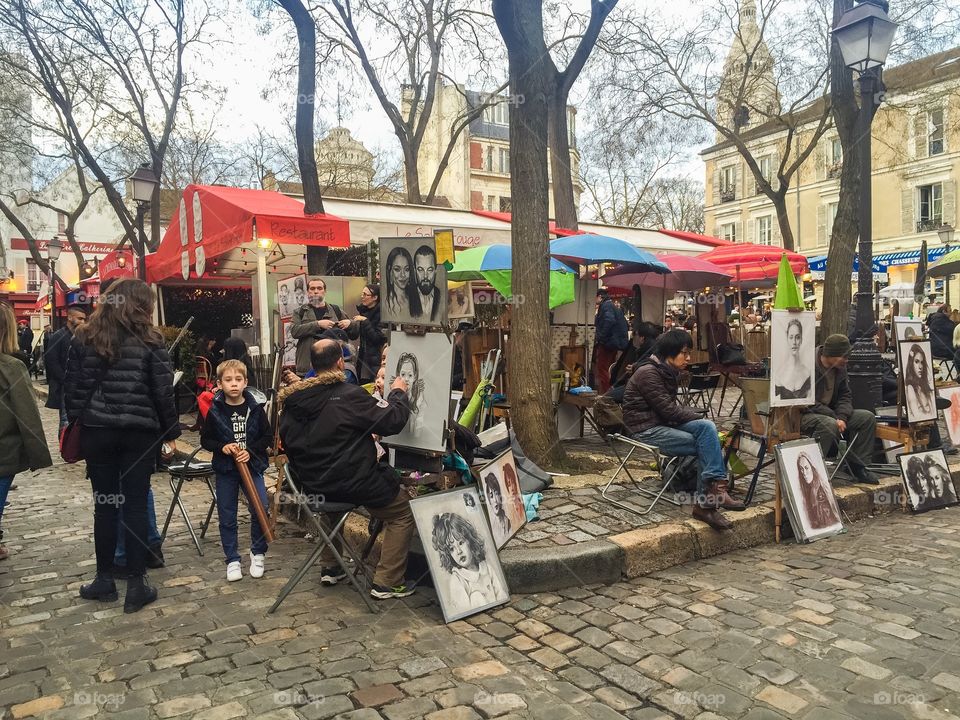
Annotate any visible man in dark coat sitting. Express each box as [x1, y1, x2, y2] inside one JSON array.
[[278, 339, 416, 600]]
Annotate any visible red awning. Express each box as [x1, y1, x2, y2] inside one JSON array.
[[470, 210, 579, 237], [698, 243, 808, 284], [658, 229, 733, 248], [146, 185, 350, 283]]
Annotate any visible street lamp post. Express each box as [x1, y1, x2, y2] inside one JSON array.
[[47, 235, 63, 330], [938, 223, 955, 306], [127, 163, 159, 281], [832, 0, 898, 411]]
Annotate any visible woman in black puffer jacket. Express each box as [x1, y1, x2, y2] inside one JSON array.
[[65, 279, 180, 613]]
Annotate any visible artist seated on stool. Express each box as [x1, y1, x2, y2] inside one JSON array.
[[622, 329, 743, 532], [800, 334, 879, 485], [278, 339, 417, 600]]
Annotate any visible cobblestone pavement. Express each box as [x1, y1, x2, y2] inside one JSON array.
[[2, 408, 960, 720]]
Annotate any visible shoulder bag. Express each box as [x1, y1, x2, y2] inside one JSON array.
[[59, 355, 108, 463]]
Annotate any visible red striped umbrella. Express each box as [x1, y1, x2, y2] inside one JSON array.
[[698, 244, 808, 285]]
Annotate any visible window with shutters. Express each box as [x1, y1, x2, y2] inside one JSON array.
[[482, 97, 508, 125], [720, 166, 736, 202], [720, 222, 737, 242], [826, 202, 839, 239], [26, 260, 40, 292], [928, 109, 945, 156], [918, 183, 943, 232], [755, 156, 772, 195], [756, 216, 772, 245], [57, 213, 66, 233], [499, 148, 509, 174], [485, 146, 494, 172], [486, 195, 495, 212], [827, 138, 842, 179]]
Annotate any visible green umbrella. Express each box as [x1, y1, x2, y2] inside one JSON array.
[[447, 245, 576, 309], [927, 246, 960, 277], [773, 253, 804, 310]]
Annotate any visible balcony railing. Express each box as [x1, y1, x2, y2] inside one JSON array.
[[720, 188, 736, 203], [827, 163, 842, 179], [27, 281, 41, 293], [917, 219, 943, 233]]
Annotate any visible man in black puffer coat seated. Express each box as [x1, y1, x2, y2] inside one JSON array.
[[279, 339, 415, 600]]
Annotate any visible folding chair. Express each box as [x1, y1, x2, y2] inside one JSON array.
[[601, 433, 684, 516], [683, 372, 722, 419], [160, 447, 218, 556], [269, 464, 377, 614]]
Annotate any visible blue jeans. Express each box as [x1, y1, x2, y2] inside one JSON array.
[[216, 469, 269, 564], [114, 487, 162, 566], [0, 475, 13, 540], [632, 419, 726, 494]]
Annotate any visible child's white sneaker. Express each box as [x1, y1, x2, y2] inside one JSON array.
[[249, 552, 265, 579], [226, 561, 242, 582]]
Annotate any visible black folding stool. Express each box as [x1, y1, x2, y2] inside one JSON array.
[[160, 446, 218, 556], [269, 463, 377, 614]]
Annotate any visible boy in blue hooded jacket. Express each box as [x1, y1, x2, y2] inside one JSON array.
[[201, 359, 272, 582]]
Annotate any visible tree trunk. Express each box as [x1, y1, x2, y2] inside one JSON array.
[[548, 90, 578, 231], [493, 0, 564, 468], [771, 194, 795, 251], [403, 145, 424, 205], [822, 0, 861, 338], [278, 0, 328, 275]]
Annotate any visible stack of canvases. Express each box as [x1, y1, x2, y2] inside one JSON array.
[[889, 316, 959, 513], [378, 237, 520, 623]]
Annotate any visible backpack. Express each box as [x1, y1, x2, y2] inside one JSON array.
[[663, 456, 699, 493], [593, 395, 626, 436]]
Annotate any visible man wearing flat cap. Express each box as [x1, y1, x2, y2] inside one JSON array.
[[800, 334, 879, 484]]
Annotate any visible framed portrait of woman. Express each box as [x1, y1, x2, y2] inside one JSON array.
[[410, 486, 511, 623], [477, 449, 527, 549], [898, 449, 959, 512], [769, 310, 816, 407], [775, 439, 843, 542], [898, 340, 938, 423], [382, 332, 455, 452], [893, 316, 923, 367]]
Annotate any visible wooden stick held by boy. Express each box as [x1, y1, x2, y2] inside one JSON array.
[[236, 459, 275, 543]]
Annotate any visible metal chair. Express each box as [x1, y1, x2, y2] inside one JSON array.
[[601, 433, 683, 516], [683, 372, 722, 419], [269, 463, 377, 614], [160, 447, 218, 557]]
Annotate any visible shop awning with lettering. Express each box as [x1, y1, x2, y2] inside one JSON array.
[[808, 246, 950, 276], [145, 185, 350, 283]]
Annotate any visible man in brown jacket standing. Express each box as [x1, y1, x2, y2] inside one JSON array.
[[622, 329, 741, 530]]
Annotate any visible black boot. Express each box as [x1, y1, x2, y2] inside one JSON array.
[[80, 574, 118, 602], [124, 574, 158, 614], [145, 544, 165, 569], [850, 463, 880, 485]]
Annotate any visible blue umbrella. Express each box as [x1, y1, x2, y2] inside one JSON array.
[[550, 234, 671, 273]]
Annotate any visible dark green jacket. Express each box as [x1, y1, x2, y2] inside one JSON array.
[[805, 348, 854, 423], [0, 353, 52, 476]]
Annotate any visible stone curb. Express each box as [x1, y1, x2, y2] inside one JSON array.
[[79, 389, 949, 595]]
